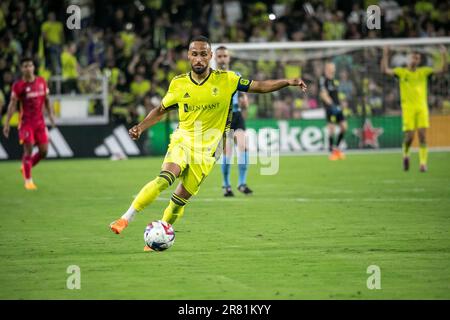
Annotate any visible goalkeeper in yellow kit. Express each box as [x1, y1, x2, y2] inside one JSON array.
[[109, 36, 307, 250], [381, 46, 447, 172]]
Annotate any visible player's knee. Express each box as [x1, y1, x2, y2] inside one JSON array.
[[39, 149, 48, 158], [23, 144, 33, 156], [404, 132, 414, 143], [157, 170, 177, 190], [171, 194, 188, 211]]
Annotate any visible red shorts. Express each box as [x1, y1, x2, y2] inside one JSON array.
[[19, 124, 49, 145]]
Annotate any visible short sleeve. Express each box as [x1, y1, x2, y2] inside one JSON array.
[[420, 67, 434, 77], [43, 78, 50, 95], [41, 22, 48, 33], [393, 67, 405, 78], [161, 79, 178, 109], [11, 82, 21, 99], [229, 71, 252, 92]]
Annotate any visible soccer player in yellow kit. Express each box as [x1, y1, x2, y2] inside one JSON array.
[[381, 46, 447, 172], [109, 36, 307, 250]]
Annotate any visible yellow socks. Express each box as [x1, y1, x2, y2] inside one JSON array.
[[162, 194, 188, 225], [123, 170, 189, 226], [419, 144, 428, 166], [131, 171, 176, 212]]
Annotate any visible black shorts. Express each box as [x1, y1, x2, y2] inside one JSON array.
[[230, 111, 246, 131], [326, 107, 345, 123]]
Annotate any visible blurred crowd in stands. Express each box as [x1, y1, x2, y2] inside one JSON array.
[[0, 0, 449, 124]]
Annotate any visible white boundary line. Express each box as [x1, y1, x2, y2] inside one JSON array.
[[154, 197, 448, 203], [270, 147, 450, 157]]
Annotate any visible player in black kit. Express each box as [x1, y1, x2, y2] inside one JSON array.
[[319, 62, 347, 160]]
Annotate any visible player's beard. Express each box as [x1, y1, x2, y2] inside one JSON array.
[[192, 64, 208, 75]]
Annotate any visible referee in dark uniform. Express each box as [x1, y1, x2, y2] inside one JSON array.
[[319, 62, 347, 160]]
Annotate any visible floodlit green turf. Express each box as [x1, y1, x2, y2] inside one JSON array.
[[0, 152, 449, 299]]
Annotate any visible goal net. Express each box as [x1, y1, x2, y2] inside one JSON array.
[[211, 38, 450, 151]]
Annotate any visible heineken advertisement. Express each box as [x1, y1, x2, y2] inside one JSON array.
[[147, 116, 404, 155]]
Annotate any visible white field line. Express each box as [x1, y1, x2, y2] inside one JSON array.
[[154, 197, 445, 203], [257, 147, 450, 158]]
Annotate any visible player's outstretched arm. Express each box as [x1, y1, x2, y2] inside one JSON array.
[[2, 94, 18, 138], [129, 105, 168, 140], [381, 46, 395, 76], [433, 45, 448, 74], [248, 78, 307, 94]]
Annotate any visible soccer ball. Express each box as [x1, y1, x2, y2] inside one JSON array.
[[144, 220, 175, 251]]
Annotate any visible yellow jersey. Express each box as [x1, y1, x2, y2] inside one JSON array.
[[41, 21, 63, 45], [393, 67, 433, 111], [61, 51, 78, 79], [161, 69, 252, 156], [131, 80, 151, 97]]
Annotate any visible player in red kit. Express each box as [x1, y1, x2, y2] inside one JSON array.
[[3, 58, 56, 190]]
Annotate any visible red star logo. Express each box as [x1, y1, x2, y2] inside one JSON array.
[[352, 119, 384, 148]]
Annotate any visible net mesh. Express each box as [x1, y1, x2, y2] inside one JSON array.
[[220, 42, 449, 121]]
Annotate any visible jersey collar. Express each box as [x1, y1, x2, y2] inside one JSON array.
[[23, 75, 37, 83], [189, 68, 212, 86]]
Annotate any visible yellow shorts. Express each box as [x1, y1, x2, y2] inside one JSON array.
[[402, 107, 429, 132], [163, 140, 216, 196]]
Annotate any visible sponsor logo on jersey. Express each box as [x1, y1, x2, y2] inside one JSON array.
[[183, 103, 220, 112]]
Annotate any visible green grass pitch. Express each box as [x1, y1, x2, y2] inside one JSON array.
[[0, 152, 449, 299]]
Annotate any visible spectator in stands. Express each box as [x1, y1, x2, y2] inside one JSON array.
[[141, 94, 159, 121], [0, 3, 6, 33], [305, 83, 319, 110], [0, 88, 5, 117], [338, 70, 355, 107], [1, 70, 13, 109], [273, 21, 289, 42], [111, 8, 125, 33], [61, 42, 80, 94], [111, 72, 134, 124], [0, 0, 447, 125], [120, 23, 137, 59], [130, 73, 151, 106], [41, 12, 64, 74], [323, 11, 346, 40]]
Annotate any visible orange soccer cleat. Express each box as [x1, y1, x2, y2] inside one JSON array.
[[109, 218, 128, 234], [328, 149, 340, 161], [144, 245, 154, 252], [24, 181, 38, 190], [337, 149, 346, 160]]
